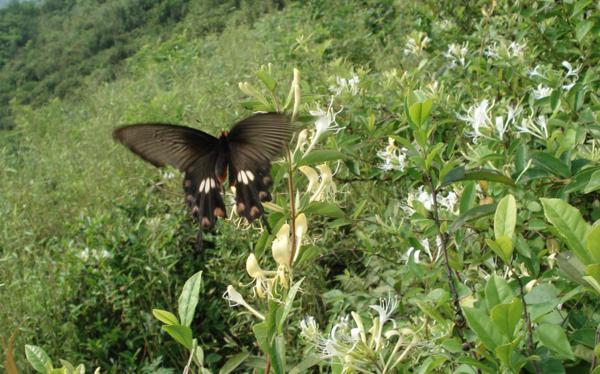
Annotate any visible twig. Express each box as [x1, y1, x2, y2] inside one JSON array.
[[515, 272, 541, 374]]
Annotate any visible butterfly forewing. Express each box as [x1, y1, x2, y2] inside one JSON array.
[[113, 124, 218, 171], [227, 113, 290, 221]]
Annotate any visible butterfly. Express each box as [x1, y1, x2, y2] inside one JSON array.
[[113, 112, 290, 248]]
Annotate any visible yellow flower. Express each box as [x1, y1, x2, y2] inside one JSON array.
[[272, 224, 292, 267]]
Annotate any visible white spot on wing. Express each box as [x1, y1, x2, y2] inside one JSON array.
[[203, 178, 211, 193], [246, 170, 255, 181], [210, 179, 216, 188], [241, 170, 249, 184], [199, 180, 206, 192]]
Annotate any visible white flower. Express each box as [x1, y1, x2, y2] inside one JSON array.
[[527, 65, 545, 79], [404, 32, 431, 55], [494, 104, 522, 140], [562, 61, 582, 78], [484, 42, 499, 59], [330, 74, 359, 96], [532, 84, 552, 99], [293, 129, 309, 155], [272, 224, 291, 267], [377, 138, 408, 172], [444, 42, 469, 68], [407, 186, 434, 211], [408, 237, 442, 264], [405, 247, 421, 264], [309, 164, 336, 202], [457, 99, 493, 141], [485, 40, 526, 60], [300, 316, 321, 341], [223, 285, 265, 320], [508, 41, 526, 59], [369, 296, 398, 327], [305, 98, 343, 155], [516, 114, 548, 139]]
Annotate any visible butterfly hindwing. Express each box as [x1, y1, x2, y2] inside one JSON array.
[[183, 157, 227, 230], [227, 113, 290, 221]]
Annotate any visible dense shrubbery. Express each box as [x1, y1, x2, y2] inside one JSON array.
[[1, 0, 600, 373]]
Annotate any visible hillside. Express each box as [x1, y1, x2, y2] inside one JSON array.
[[1, 0, 600, 373]]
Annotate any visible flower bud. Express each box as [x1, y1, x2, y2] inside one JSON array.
[[246, 253, 264, 278], [272, 223, 291, 267]]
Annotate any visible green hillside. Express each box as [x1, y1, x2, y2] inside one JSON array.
[[1, 0, 600, 373]]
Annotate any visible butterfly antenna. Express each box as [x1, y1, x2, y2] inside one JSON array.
[[261, 216, 272, 235]]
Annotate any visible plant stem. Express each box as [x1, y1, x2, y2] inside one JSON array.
[[426, 174, 465, 336], [514, 272, 541, 374], [287, 145, 297, 269]]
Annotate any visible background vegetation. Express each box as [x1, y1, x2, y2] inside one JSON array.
[[1, 0, 599, 372]]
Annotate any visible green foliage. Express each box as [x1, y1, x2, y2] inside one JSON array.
[[1, 0, 600, 373]]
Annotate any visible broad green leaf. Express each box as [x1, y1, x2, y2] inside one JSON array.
[[575, 20, 593, 42], [584, 170, 600, 193], [556, 252, 587, 286], [289, 354, 321, 374], [491, 299, 523, 340], [302, 202, 344, 218], [485, 274, 514, 310], [298, 150, 345, 166], [563, 166, 600, 193], [450, 204, 497, 232], [25, 345, 53, 373], [536, 324, 575, 360], [163, 325, 193, 350], [495, 340, 528, 372], [494, 195, 517, 240], [532, 152, 570, 178], [486, 238, 513, 264], [408, 99, 433, 127], [278, 278, 304, 332], [459, 182, 476, 214], [253, 322, 270, 356], [525, 284, 561, 321], [586, 264, 600, 284], [587, 225, 600, 263], [541, 198, 592, 264], [219, 352, 250, 374], [583, 276, 600, 295], [152, 309, 179, 326], [178, 270, 203, 327], [443, 167, 515, 187], [463, 307, 503, 350]]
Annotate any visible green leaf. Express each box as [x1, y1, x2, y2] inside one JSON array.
[[486, 237, 513, 264], [485, 274, 514, 310], [463, 307, 503, 350], [532, 152, 570, 178], [494, 195, 517, 241], [459, 182, 476, 215], [219, 352, 250, 374], [25, 345, 53, 373], [450, 204, 497, 233], [556, 252, 587, 286], [252, 321, 270, 354], [541, 198, 592, 264], [584, 170, 600, 193], [587, 225, 600, 263], [289, 354, 321, 374], [536, 324, 575, 360], [575, 20, 593, 42], [163, 325, 193, 350], [256, 70, 276, 92], [152, 309, 179, 326], [443, 167, 515, 187], [302, 202, 344, 218], [408, 99, 433, 127], [178, 270, 203, 327], [278, 278, 304, 332], [491, 299, 523, 340], [297, 150, 345, 166]]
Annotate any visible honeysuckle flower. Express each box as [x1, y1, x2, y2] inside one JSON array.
[[330, 74, 359, 96], [310, 164, 336, 202], [403, 32, 430, 55], [370, 295, 398, 327], [294, 213, 308, 261], [223, 285, 265, 320], [300, 316, 321, 341], [293, 129, 309, 155], [527, 65, 545, 79], [377, 138, 408, 172], [305, 98, 343, 155], [246, 254, 275, 298], [407, 186, 434, 211], [494, 104, 522, 140], [532, 84, 552, 99], [508, 41, 526, 59], [516, 114, 548, 139], [562, 61, 582, 78], [272, 224, 292, 267], [444, 42, 469, 68], [457, 99, 493, 141], [485, 40, 526, 60], [299, 165, 319, 194], [404, 247, 421, 264]]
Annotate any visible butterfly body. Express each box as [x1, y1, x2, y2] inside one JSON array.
[[113, 113, 290, 247]]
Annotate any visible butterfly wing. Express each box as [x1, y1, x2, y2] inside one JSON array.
[[113, 124, 226, 229], [227, 113, 290, 221]]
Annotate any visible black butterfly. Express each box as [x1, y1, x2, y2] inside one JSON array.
[[113, 112, 290, 247]]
